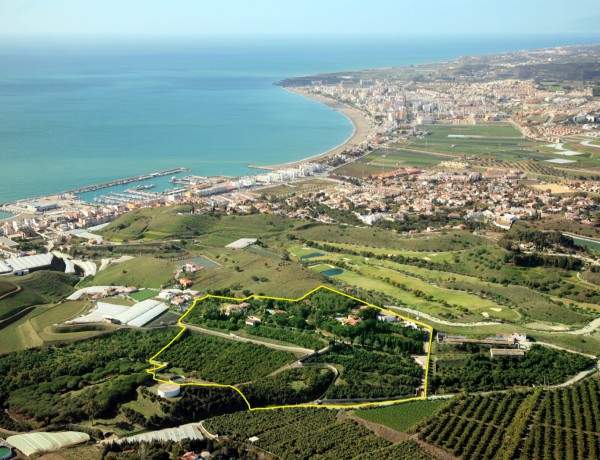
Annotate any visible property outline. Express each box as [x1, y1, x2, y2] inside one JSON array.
[[147, 285, 434, 411]]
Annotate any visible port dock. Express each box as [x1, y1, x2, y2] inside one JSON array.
[[0, 167, 190, 208]]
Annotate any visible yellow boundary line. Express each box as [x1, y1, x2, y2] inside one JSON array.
[[146, 285, 433, 411]]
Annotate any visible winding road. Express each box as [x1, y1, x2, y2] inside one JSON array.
[[388, 305, 600, 337]]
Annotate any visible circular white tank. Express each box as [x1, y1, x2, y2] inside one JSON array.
[[158, 383, 181, 398]]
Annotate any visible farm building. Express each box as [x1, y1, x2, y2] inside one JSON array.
[[437, 333, 516, 348], [109, 299, 169, 327], [6, 431, 89, 457], [490, 348, 525, 358], [225, 238, 257, 249], [376, 311, 399, 322]]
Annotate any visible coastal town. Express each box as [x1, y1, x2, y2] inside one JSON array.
[[1, 45, 599, 260]]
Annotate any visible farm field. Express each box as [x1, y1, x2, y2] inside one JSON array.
[[87, 257, 176, 289], [0, 300, 117, 354], [203, 408, 435, 459], [157, 330, 297, 385], [355, 399, 448, 433], [415, 379, 600, 460], [186, 248, 327, 298], [291, 225, 487, 252]]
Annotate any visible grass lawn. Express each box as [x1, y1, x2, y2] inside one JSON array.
[[355, 399, 449, 432], [0, 299, 117, 354], [308, 263, 463, 319], [129, 289, 159, 302], [88, 257, 176, 289]]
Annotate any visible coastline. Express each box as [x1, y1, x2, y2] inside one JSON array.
[[254, 87, 373, 170]]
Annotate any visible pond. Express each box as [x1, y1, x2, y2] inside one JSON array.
[[321, 268, 344, 276], [301, 252, 325, 260]]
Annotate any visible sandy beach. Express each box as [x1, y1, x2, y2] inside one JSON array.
[[254, 87, 373, 170]]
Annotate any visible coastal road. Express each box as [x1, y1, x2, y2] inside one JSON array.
[[181, 323, 314, 355]]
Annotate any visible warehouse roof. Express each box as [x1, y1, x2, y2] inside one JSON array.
[[111, 299, 168, 327], [3, 253, 54, 271], [225, 238, 257, 249], [66, 301, 129, 324], [7, 431, 89, 457]]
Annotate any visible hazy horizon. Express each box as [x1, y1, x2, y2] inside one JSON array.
[[1, 0, 599, 37]]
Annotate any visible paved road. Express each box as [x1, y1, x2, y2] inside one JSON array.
[[388, 305, 500, 327], [389, 305, 600, 336], [182, 323, 314, 355], [545, 361, 599, 389], [580, 139, 600, 149]]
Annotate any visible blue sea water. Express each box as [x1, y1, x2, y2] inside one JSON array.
[[0, 34, 599, 203]]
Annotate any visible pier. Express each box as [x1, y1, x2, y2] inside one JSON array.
[[0, 168, 190, 207]]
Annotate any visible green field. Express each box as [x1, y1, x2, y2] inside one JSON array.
[[0, 271, 78, 321], [0, 300, 117, 354], [128, 289, 159, 301], [88, 257, 176, 289], [187, 248, 328, 298], [356, 399, 449, 432], [334, 148, 447, 176]]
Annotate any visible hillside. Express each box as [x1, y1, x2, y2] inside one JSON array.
[[101, 205, 214, 241], [0, 271, 78, 321], [89, 257, 176, 289]]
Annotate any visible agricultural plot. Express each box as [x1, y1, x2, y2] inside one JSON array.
[[355, 399, 448, 433], [158, 330, 296, 385], [88, 257, 176, 289], [203, 408, 434, 460], [415, 379, 600, 460], [188, 248, 327, 298], [291, 225, 487, 251], [0, 271, 78, 321]]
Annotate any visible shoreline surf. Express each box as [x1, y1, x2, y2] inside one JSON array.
[[253, 87, 373, 170]]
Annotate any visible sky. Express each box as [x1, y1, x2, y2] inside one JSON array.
[[0, 0, 599, 37]]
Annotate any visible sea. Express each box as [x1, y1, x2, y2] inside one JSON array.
[[1, 34, 599, 205]]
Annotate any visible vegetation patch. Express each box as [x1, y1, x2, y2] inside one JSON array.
[[88, 257, 176, 289], [355, 399, 448, 432]]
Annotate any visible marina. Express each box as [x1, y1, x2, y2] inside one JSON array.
[[0, 168, 189, 208]]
